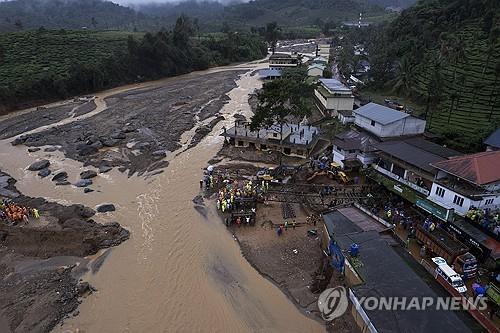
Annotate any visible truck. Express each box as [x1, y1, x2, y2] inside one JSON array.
[[416, 224, 478, 279]]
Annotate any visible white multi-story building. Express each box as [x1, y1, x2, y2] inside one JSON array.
[[314, 78, 354, 117], [427, 151, 500, 216], [332, 129, 379, 169], [353, 103, 426, 138], [269, 53, 299, 70]]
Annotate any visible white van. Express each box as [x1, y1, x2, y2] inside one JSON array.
[[435, 263, 467, 294]]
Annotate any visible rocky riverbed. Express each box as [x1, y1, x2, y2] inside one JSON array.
[[9, 71, 245, 176], [0, 170, 129, 333]]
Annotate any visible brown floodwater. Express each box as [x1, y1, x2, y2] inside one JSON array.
[[0, 61, 325, 333]]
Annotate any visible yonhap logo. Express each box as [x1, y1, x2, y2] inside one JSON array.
[[317, 286, 349, 321]]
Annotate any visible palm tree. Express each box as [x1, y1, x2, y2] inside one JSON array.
[[389, 56, 415, 97]]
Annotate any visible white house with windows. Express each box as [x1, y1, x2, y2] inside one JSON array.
[[332, 129, 379, 169], [353, 103, 426, 138], [314, 78, 354, 116], [427, 151, 500, 216]]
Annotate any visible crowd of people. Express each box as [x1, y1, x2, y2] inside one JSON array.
[[466, 207, 500, 236], [0, 198, 40, 225]]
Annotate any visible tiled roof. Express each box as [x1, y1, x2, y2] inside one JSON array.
[[431, 151, 500, 185]]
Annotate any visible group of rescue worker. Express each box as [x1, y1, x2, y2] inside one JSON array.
[[0, 198, 40, 224]]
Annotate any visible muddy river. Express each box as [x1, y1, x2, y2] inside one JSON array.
[[0, 62, 324, 332]]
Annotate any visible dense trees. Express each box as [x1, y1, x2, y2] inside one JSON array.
[[361, 0, 500, 151], [264, 22, 280, 54], [251, 67, 313, 132], [0, 16, 267, 114]]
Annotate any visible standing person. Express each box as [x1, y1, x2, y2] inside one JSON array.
[[200, 179, 203, 189], [277, 225, 283, 236], [284, 220, 288, 230], [292, 220, 296, 229]]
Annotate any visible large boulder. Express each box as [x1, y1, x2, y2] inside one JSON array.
[[98, 165, 112, 174], [76, 144, 98, 156], [96, 203, 116, 213], [28, 159, 50, 171], [152, 150, 167, 157], [101, 138, 120, 147], [80, 170, 97, 179], [12, 136, 28, 146], [38, 168, 51, 178], [74, 205, 96, 218], [74, 179, 93, 187], [110, 131, 126, 140], [52, 171, 68, 182]]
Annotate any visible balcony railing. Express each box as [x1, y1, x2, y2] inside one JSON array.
[[373, 164, 430, 196]]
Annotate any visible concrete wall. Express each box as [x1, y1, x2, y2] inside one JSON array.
[[357, 152, 376, 167], [338, 114, 355, 124], [333, 147, 374, 168], [308, 67, 323, 77], [428, 180, 500, 215], [315, 89, 354, 115], [355, 115, 426, 138]]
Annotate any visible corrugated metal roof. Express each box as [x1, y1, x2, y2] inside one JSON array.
[[319, 78, 351, 92], [333, 129, 379, 152], [307, 64, 325, 71], [375, 138, 457, 173], [484, 128, 500, 148], [353, 102, 409, 125], [259, 68, 282, 78], [431, 151, 500, 186]]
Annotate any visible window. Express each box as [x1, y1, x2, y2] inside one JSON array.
[[485, 198, 494, 205], [370, 120, 376, 126], [435, 186, 445, 198], [453, 195, 464, 207], [237, 141, 244, 146]]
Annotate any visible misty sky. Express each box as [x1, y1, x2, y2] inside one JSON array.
[[113, 0, 245, 5]]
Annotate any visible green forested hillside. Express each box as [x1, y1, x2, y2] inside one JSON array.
[[0, 0, 152, 32], [0, 30, 142, 90], [368, 0, 500, 151], [0, 23, 267, 114], [0, 0, 390, 33]]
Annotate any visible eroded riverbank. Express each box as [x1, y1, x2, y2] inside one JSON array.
[[0, 61, 325, 332]]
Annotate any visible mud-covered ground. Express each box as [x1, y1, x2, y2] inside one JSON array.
[[230, 201, 358, 333], [0, 100, 96, 140], [0, 170, 129, 333], [11, 70, 245, 176]]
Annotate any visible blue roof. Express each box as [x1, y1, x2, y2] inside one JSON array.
[[259, 68, 282, 78], [484, 128, 500, 148], [353, 102, 409, 125]]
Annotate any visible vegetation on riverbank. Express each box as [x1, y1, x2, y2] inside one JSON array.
[[0, 17, 267, 114], [360, 0, 500, 151]]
